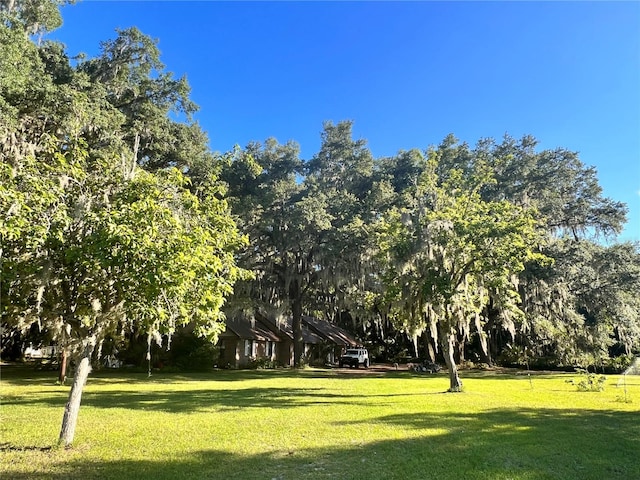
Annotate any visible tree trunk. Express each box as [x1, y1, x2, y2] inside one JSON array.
[[58, 336, 96, 447], [481, 321, 497, 366], [58, 348, 68, 385], [442, 331, 463, 392], [484, 315, 499, 366], [290, 279, 304, 368], [457, 340, 465, 364], [480, 335, 493, 365], [292, 298, 303, 368]]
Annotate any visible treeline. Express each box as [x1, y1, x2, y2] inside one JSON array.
[[221, 123, 639, 389], [2, 0, 639, 393]]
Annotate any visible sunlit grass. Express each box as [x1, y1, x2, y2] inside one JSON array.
[[1, 366, 638, 479]]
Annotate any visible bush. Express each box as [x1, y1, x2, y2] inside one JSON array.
[[169, 333, 219, 371], [574, 368, 606, 392], [246, 357, 277, 369]]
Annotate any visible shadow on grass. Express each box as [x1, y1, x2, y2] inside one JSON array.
[[2, 385, 436, 412], [2, 408, 637, 480], [1, 365, 438, 414], [0, 364, 422, 386]]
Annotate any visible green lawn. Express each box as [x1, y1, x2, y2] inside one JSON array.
[[1, 366, 638, 480]]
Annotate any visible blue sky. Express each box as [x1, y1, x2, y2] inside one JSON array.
[[50, 1, 639, 242]]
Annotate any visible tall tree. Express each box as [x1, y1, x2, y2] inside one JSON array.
[[77, 27, 212, 174], [221, 138, 326, 366], [1, 15, 246, 445], [477, 135, 631, 366], [222, 122, 379, 365], [304, 121, 379, 332], [1, 0, 67, 38], [377, 147, 545, 391]]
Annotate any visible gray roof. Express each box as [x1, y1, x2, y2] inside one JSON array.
[[303, 316, 359, 347], [222, 316, 281, 342], [274, 317, 325, 344], [223, 312, 360, 347]]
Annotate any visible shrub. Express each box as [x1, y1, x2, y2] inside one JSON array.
[[574, 368, 606, 392], [247, 357, 277, 369]]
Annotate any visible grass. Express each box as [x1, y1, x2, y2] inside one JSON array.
[[1, 366, 638, 480]]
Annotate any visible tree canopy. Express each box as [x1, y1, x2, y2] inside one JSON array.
[[221, 125, 637, 380], [376, 148, 547, 390], [1, 1, 247, 445]]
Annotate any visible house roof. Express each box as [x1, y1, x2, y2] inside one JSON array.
[[303, 316, 359, 347], [224, 312, 360, 347], [256, 314, 325, 345], [280, 317, 325, 345], [221, 316, 281, 342]]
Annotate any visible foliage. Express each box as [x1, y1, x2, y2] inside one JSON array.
[[117, 329, 223, 372], [376, 145, 546, 390], [221, 122, 377, 366], [604, 354, 634, 374], [219, 127, 637, 375], [246, 357, 277, 369], [77, 26, 209, 174], [171, 336, 220, 371], [518, 240, 640, 367], [2, 0, 638, 402], [1, 8, 246, 445], [572, 368, 607, 392], [479, 134, 627, 239], [0, 0, 68, 37]]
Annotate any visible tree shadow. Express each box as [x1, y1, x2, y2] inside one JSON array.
[[2, 385, 432, 413], [0, 364, 421, 387], [2, 408, 637, 480], [0, 443, 52, 452]]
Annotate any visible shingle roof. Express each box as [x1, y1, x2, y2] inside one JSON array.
[[224, 313, 360, 346], [278, 317, 324, 344], [303, 316, 359, 347], [222, 316, 281, 342]]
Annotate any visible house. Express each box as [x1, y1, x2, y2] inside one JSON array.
[[256, 313, 326, 367], [302, 315, 359, 363], [218, 312, 362, 368], [218, 314, 281, 368]]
